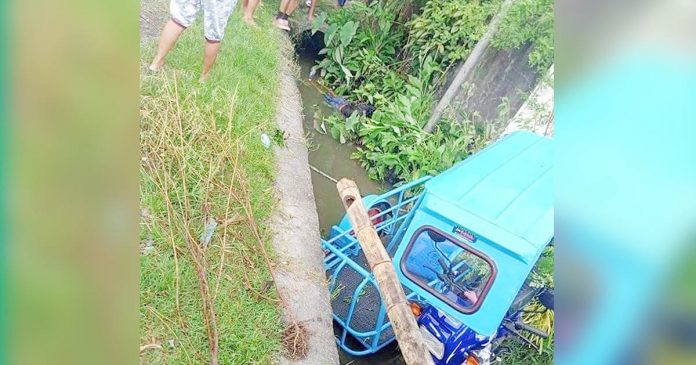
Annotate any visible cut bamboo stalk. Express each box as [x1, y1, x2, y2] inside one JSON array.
[[336, 179, 435, 365]]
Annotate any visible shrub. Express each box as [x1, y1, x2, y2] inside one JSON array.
[[492, 0, 554, 73], [406, 0, 500, 71], [312, 1, 406, 97], [311, 0, 542, 184]]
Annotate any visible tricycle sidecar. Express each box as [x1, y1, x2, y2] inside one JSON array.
[[322, 131, 554, 363]]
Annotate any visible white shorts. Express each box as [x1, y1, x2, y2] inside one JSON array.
[[170, 0, 238, 42]]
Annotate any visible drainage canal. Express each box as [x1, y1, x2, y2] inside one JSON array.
[[293, 30, 385, 234], [293, 30, 405, 365]]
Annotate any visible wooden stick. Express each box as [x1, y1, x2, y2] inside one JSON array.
[[309, 164, 338, 183], [336, 179, 434, 365]]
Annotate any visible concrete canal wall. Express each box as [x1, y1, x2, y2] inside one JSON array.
[[270, 34, 340, 365], [438, 43, 541, 124]]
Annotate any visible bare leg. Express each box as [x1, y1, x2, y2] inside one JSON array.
[[274, 0, 298, 30], [150, 19, 186, 71], [285, 0, 300, 16], [200, 41, 221, 83], [278, 0, 291, 13], [243, 0, 260, 27], [242, 0, 249, 11]]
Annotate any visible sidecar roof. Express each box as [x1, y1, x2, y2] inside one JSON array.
[[425, 131, 554, 262], [394, 131, 553, 336]]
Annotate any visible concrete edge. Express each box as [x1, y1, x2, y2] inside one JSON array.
[[270, 33, 340, 365]]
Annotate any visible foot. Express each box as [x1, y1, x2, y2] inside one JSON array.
[[149, 58, 165, 72], [199, 72, 211, 83], [242, 15, 258, 28], [274, 18, 291, 31]]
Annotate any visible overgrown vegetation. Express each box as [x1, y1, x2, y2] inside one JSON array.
[[501, 246, 554, 364], [311, 2, 555, 362], [492, 0, 555, 73], [311, 0, 500, 183], [139, 7, 284, 364], [310, 0, 554, 184], [406, 0, 500, 70]]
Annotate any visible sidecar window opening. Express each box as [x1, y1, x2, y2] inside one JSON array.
[[401, 226, 496, 314]]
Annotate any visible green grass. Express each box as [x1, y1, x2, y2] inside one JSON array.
[[500, 343, 553, 365], [501, 246, 554, 365], [139, 3, 286, 364]]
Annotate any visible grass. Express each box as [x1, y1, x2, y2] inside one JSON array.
[[139, 2, 287, 364], [500, 246, 554, 365], [500, 343, 553, 365]]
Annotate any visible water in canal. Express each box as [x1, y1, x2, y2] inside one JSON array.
[[295, 53, 385, 234], [294, 35, 405, 365]]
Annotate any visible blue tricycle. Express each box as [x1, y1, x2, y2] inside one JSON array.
[[322, 131, 554, 364]]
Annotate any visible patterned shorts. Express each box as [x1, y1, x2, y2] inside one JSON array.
[[170, 0, 239, 42]]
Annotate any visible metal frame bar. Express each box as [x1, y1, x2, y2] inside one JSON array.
[[322, 176, 432, 355]]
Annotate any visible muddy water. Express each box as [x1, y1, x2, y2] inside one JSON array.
[[295, 56, 385, 234], [295, 54, 405, 365]]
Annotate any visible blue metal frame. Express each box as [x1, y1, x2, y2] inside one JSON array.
[[323, 132, 554, 361], [322, 176, 432, 355]]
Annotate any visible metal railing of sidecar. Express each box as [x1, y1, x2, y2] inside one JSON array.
[[322, 176, 432, 356]]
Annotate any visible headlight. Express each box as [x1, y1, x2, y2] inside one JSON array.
[[419, 325, 444, 360]]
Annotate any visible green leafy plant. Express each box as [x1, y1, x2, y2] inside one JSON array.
[[310, 0, 499, 184], [492, 0, 554, 73], [312, 0, 544, 185], [312, 1, 406, 97], [406, 0, 500, 71]]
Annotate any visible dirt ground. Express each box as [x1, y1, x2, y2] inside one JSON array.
[[140, 0, 168, 42]]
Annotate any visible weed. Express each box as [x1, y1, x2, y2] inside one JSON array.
[[407, 0, 501, 71], [281, 322, 309, 360], [271, 127, 288, 147], [311, 1, 497, 184], [139, 5, 284, 364], [492, 0, 555, 73]]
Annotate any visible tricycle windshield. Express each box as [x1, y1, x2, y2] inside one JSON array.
[[401, 226, 496, 313]]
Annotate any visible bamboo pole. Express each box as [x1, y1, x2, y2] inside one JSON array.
[[336, 179, 434, 365]]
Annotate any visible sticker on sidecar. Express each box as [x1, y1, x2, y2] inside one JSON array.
[[453, 226, 477, 243]]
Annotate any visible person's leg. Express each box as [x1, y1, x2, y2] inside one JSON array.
[[200, 40, 221, 83], [199, 0, 235, 82], [243, 0, 260, 27], [274, 0, 290, 23], [277, 0, 291, 13], [284, 0, 300, 16], [151, 0, 200, 71], [149, 19, 187, 71], [274, 0, 298, 31]]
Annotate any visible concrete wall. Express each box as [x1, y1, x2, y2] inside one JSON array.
[[502, 65, 554, 137], [436, 42, 541, 125]]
